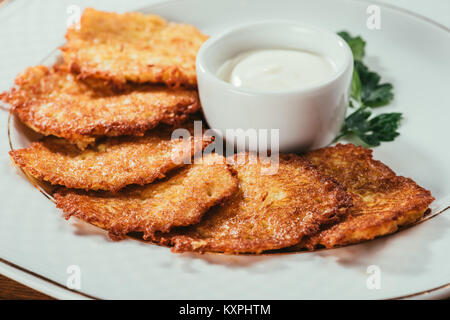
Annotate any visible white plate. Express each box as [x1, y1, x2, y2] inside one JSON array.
[[0, 0, 449, 300]]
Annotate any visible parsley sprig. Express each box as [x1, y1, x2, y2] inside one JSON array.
[[335, 31, 401, 147]]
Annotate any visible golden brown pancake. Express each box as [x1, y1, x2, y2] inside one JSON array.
[[0, 65, 200, 149], [62, 8, 208, 87], [156, 153, 352, 254], [54, 153, 237, 239], [9, 122, 212, 192], [298, 144, 434, 249]]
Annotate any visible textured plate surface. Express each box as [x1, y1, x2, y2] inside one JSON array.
[[0, 0, 449, 299]]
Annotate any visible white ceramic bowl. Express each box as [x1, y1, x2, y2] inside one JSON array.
[[196, 21, 353, 152]]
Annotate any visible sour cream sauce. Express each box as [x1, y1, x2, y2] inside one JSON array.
[[217, 49, 336, 92]]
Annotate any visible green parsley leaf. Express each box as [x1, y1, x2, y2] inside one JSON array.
[[338, 107, 402, 147], [350, 68, 362, 106], [335, 31, 400, 147], [337, 31, 366, 61], [355, 61, 394, 107]]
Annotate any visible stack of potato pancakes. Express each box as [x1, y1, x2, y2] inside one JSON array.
[[1, 9, 434, 254]]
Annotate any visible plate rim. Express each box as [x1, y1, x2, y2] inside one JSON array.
[[0, 258, 94, 300]]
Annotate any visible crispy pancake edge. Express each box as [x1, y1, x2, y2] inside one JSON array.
[[53, 154, 239, 239], [298, 144, 435, 250], [156, 153, 353, 254], [0, 65, 200, 149], [9, 133, 213, 192], [62, 8, 208, 87]]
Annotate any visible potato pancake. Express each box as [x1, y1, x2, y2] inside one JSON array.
[[62, 8, 208, 87], [9, 122, 212, 192], [54, 154, 237, 239], [298, 144, 434, 249], [0, 65, 200, 149], [156, 153, 352, 254]]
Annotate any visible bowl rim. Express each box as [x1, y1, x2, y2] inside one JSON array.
[[196, 19, 354, 96]]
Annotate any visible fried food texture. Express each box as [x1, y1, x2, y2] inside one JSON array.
[[156, 153, 352, 254], [299, 144, 434, 249], [9, 121, 213, 192], [0, 65, 200, 148], [61, 8, 208, 87], [54, 154, 238, 239]]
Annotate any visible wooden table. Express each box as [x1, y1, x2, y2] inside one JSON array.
[[0, 274, 53, 300]]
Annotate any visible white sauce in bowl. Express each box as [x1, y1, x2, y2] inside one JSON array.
[[217, 49, 337, 92]]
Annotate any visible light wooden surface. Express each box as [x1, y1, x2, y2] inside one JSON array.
[[0, 274, 54, 300]]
